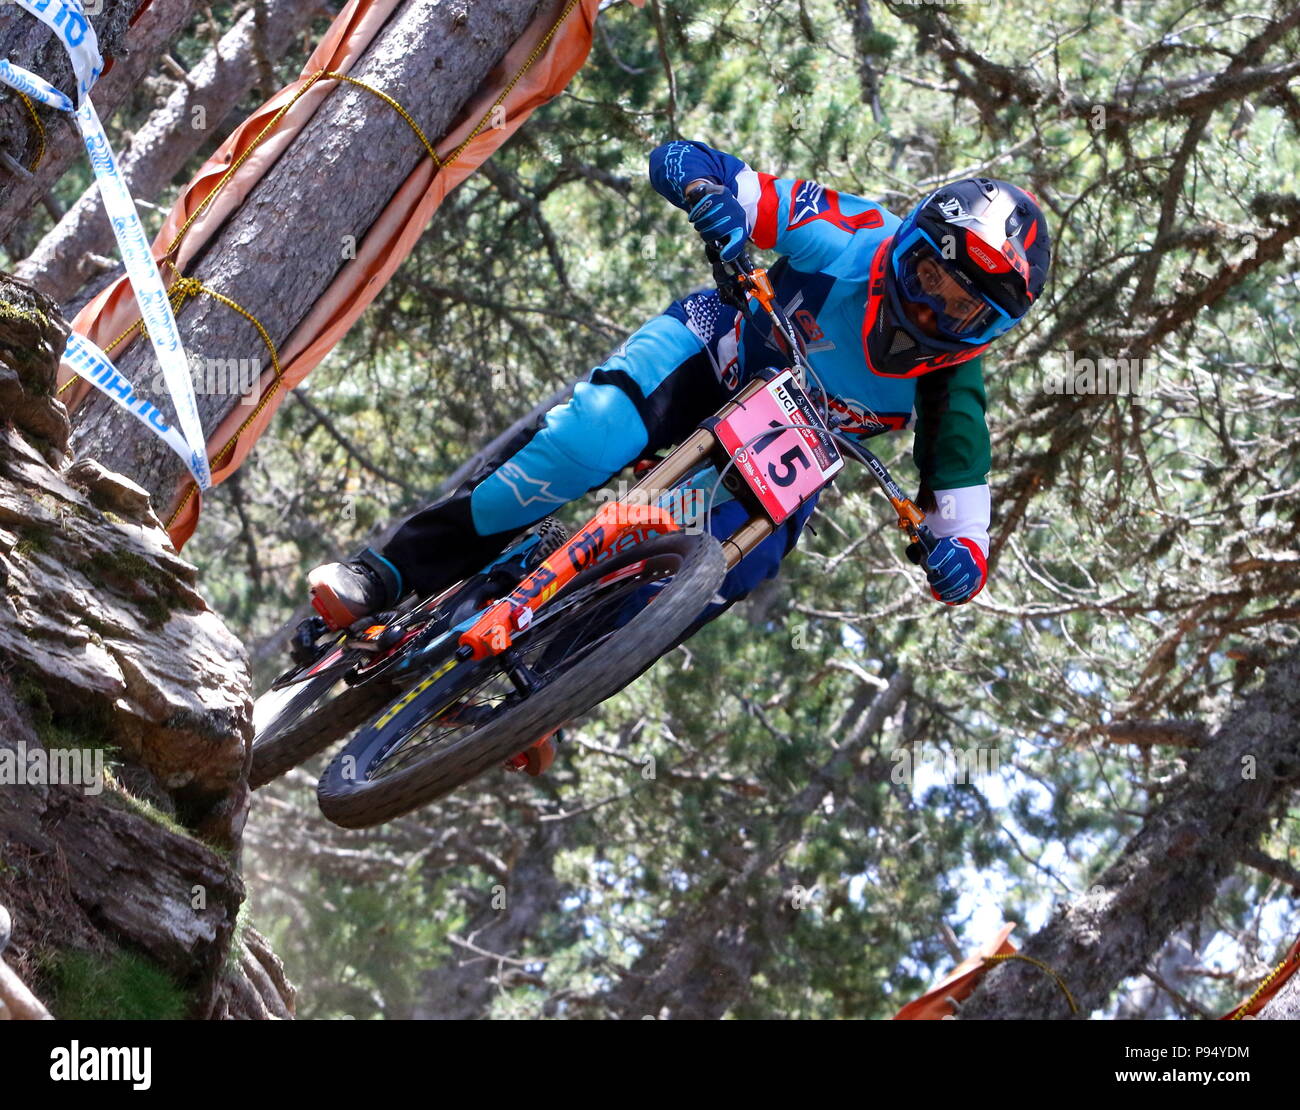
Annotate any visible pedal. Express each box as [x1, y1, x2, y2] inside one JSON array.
[[356, 611, 402, 641], [349, 615, 413, 656]]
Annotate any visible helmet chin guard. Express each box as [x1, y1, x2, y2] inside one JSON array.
[[863, 238, 990, 378]]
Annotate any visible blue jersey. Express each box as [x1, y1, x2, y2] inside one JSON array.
[[381, 141, 996, 614], [649, 139, 993, 550]]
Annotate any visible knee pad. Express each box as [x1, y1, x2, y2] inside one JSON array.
[[546, 380, 650, 477]]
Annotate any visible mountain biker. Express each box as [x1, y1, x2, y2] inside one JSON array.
[[306, 139, 1051, 630]]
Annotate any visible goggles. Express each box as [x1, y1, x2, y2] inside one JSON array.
[[892, 227, 1016, 344]]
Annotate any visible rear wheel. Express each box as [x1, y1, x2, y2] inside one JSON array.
[[250, 674, 395, 788], [250, 518, 571, 788], [316, 531, 726, 827]]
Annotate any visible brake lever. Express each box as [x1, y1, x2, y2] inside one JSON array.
[[707, 244, 800, 363], [703, 242, 748, 310], [830, 429, 933, 547]]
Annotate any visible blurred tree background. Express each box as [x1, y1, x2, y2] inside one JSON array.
[[8, 0, 1299, 1018]]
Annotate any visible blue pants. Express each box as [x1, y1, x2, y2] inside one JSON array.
[[383, 298, 818, 618]]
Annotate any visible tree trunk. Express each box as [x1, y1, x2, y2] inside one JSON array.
[[14, 0, 325, 306], [0, 271, 291, 1018], [0, 0, 202, 243], [1258, 962, 1300, 1020], [960, 648, 1300, 1019], [412, 819, 566, 1019], [69, 0, 544, 512]]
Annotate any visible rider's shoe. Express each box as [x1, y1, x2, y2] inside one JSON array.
[[307, 548, 403, 629]]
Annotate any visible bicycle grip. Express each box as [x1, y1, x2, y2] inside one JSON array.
[[905, 524, 939, 567]]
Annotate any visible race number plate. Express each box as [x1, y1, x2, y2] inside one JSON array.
[[712, 370, 843, 526]]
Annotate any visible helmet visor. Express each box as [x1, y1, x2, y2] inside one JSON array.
[[893, 229, 1014, 343]]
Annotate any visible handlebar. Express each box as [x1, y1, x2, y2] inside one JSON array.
[[685, 183, 935, 551]]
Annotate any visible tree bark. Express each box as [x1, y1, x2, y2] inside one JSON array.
[[1258, 962, 1300, 1020], [69, 0, 545, 513], [0, 271, 291, 1018], [14, 0, 325, 306], [0, 0, 202, 243], [960, 648, 1300, 1019]]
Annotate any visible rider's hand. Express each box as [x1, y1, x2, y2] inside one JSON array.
[[685, 179, 748, 262], [906, 532, 988, 605]]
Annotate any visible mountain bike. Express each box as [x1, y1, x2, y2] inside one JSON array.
[[251, 228, 936, 828]]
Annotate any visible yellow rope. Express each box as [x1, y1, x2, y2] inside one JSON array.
[[164, 67, 448, 259], [15, 91, 46, 170], [441, 0, 584, 170], [981, 954, 1080, 1014], [331, 72, 443, 166], [55, 265, 283, 396], [165, 6, 586, 532], [1231, 946, 1299, 1020], [161, 261, 282, 378], [164, 68, 327, 256]]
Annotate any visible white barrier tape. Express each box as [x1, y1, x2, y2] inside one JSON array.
[[3, 0, 212, 490], [72, 96, 212, 488], [14, 0, 101, 106], [0, 57, 72, 112], [63, 333, 209, 487]]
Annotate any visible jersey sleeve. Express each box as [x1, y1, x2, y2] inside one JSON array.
[[912, 357, 993, 554], [648, 139, 889, 275], [750, 175, 889, 274]]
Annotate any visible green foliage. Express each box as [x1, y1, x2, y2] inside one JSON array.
[[261, 866, 464, 1019], [46, 949, 190, 1021]]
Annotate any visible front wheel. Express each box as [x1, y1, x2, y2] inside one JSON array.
[[316, 531, 726, 827]]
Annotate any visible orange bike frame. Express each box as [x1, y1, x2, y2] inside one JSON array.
[[460, 263, 932, 660], [458, 501, 682, 661]]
